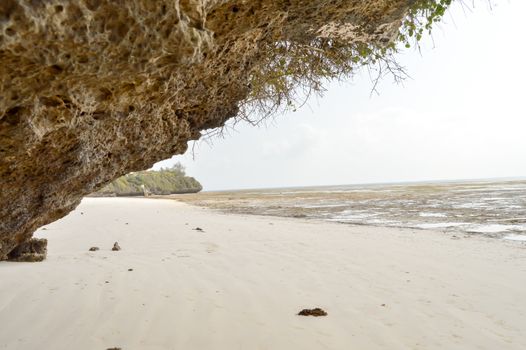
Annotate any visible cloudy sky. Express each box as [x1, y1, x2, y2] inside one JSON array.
[[155, 1, 526, 191]]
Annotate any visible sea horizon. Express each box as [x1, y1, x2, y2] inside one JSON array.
[[201, 175, 526, 193]]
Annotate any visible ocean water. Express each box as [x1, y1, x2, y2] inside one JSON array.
[[177, 179, 526, 240]]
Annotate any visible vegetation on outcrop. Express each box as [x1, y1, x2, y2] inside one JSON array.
[[91, 164, 202, 196], [400, 0, 453, 46]]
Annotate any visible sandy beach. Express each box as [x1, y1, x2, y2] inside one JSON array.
[[1, 197, 525, 350]]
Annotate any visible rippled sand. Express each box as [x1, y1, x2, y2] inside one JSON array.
[[1, 198, 525, 349]]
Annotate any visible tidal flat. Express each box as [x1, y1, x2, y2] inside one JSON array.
[[170, 179, 526, 241]]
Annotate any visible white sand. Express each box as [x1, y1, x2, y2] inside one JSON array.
[[1, 197, 525, 350]]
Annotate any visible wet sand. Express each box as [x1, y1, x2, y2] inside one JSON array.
[[0, 197, 525, 350]]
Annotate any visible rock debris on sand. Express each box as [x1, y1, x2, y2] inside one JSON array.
[[89, 247, 99, 251], [112, 242, 121, 251], [298, 308, 328, 317]]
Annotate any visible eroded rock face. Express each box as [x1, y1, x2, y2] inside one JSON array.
[[0, 0, 413, 260]]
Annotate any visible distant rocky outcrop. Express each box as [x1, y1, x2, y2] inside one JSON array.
[[0, 0, 452, 260], [90, 164, 202, 197]]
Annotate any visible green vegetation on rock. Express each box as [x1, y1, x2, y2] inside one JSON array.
[[91, 164, 202, 197], [243, 0, 455, 124]]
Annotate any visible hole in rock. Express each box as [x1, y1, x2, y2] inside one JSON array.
[[39, 96, 63, 107], [5, 27, 16, 36], [49, 64, 63, 74], [3, 106, 23, 125]]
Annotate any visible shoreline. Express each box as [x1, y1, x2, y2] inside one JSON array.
[[1, 197, 525, 349], [156, 195, 526, 245], [161, 179, 526, 241]]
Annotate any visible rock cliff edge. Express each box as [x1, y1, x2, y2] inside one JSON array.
[[0, 0, 423, 260]]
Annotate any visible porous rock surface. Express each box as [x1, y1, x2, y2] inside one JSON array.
[[0, 0, 413, 260]]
